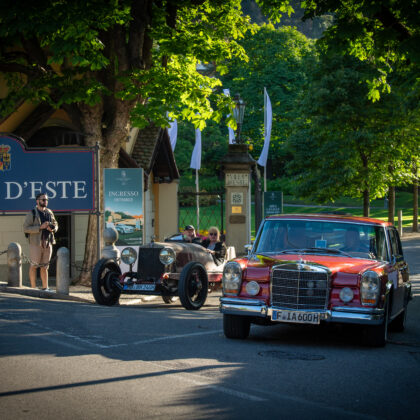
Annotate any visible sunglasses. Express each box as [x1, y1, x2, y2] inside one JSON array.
[[39, 198, 48, 202], [209, 232, 217, 236]]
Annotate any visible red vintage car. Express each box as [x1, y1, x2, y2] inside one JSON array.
[[220, 214, 412, 347]]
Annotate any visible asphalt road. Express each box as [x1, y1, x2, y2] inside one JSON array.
[[0, 237, 419, 419]]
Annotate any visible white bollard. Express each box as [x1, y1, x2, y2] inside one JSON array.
[[398, 209, 403, 237], [56, 247, 70, 295], [7, 242, 22, 287]]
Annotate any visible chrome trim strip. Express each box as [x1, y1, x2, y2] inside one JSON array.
[[219, 299, 384, 325]]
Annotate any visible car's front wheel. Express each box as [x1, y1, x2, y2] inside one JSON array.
[[363, 300, 389, 347], [178, 262, 208, 310], [389, 305, 407, 332], [223, 314, 251, 339], [91, 258, 121, 306]]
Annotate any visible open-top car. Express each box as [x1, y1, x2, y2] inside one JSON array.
[[92, 235, 235, 310], [220, 214, 412, 347]]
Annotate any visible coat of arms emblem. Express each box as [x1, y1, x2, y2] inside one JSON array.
[[0, 145, 11, 172]]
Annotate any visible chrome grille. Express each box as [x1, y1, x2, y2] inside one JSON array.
[[271, 265, 329, 310]]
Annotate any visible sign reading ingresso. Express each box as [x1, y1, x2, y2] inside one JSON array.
[[0, 134, 95, 212]]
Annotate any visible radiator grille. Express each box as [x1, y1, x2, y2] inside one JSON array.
[[271, 266, 329, 310], [137, 246, 165, 281]]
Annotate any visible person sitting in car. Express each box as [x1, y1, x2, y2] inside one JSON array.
[[201, 226, 227, 265], [183, 225, 200, 243]]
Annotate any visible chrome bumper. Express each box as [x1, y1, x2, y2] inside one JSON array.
[[219, 298, 384, 325]]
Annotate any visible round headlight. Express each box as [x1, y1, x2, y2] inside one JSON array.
[[159, 247, 176, 265], [339, 287, 354, 303], [121, 247, 137, 265], [245, 281, 260, 296]]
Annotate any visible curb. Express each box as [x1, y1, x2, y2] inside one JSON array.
[[0, 284, 93, 304]]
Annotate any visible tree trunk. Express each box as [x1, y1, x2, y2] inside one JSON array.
[[388, 186, 395, 224], [414, 163, 419, 232], [75, 101, 132, 285], [363, 189, 370, 217]]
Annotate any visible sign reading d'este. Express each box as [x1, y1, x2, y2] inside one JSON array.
[[0, 134, 95, 212]]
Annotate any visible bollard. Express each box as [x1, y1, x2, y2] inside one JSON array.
[[101, 227, 120, 262], [398, 209, 403, 237], [56, 247, 70, 295], [7, 242, 22, 287]]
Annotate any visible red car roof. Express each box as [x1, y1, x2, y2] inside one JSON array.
[[266, 213, 391, 227]]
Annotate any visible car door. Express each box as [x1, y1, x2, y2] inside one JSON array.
[[387, 227, 409, 317]]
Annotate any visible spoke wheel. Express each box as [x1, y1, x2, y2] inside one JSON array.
[[161, 295, 179, 304], [91, 258, 121, 306], [178, 262, 208, 310]]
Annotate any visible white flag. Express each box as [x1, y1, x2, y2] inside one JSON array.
[[168, 119, 178, 151], [223, 89, 236, 144], [190, 128, 202, 170], [257, 88, 272, 167]]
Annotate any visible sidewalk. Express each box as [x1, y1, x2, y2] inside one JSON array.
[[1, 229, 419, 304]]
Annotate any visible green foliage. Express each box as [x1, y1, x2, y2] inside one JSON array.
[[286, 50, 418, 205], [220, 24, 315, 177]]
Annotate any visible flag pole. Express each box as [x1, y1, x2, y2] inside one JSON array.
[[196, 169, 200, 233]]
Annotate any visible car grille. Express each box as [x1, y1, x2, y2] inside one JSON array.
[[137, 245, 165, 282], [271, 265, 329, 310]]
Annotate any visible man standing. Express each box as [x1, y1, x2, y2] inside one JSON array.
[[23, 193, 58, 291]]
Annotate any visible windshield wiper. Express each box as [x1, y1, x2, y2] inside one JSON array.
[[301, 247, 352, 257]]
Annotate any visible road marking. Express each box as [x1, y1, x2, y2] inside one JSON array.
[[104, 329, 221, 348]]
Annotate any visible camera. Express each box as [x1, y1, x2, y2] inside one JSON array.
[[49, 223, 55, 229]]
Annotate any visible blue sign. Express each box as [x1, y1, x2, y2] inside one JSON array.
[[0, 134, 95, 212]]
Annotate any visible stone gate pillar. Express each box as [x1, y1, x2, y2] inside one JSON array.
[[222, 144, 255, 256]]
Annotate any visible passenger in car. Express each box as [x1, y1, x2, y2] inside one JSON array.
[[201, 226, 227, 265], [183, 225, 197, 242], [342, 229, 369, 253]]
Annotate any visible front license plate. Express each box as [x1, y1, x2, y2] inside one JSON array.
[[123, 283, 155, 291], [272, 310, 320, 325]]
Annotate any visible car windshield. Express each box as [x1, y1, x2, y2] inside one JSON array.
[[254, 219, 388, 261]]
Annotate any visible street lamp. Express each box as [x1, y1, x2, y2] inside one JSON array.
[[233, 94, 246, 144]]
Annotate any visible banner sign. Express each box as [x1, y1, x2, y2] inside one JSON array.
[[0, 134, 95, 212], [104, 168, 143, 246], [264, 191, 283, 218]]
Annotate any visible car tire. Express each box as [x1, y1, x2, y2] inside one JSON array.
[[223, 314, 251, 339], [178, 262, 208, 310], [161, 295, 178, 304], [92, 258, 121, 306], [363, 300, 389, 347], [389, 305, 407, 332]]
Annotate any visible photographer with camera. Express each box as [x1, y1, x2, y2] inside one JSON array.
[[23, 193, 58, 291]]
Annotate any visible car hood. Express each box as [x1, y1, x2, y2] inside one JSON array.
[[245, 253, 384, 276]]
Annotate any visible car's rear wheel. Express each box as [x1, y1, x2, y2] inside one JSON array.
[[161, 295, 179, 304], [363, 300, 389, 347], [92, 258, 121, 306], [223, 314, 251, 339], [178, 262, 208, 310]]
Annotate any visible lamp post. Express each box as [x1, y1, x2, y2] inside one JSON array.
[[233, 94, 246, 144]]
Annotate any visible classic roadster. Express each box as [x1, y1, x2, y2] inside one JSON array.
[[92, 235, 234, 310], [220, 214, 412, 347]]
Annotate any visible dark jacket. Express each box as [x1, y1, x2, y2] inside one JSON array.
[[201, 239, 227, 265]]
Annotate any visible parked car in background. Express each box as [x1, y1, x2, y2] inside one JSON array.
[[92, 235, 235, 310], [116, 224, 134, 234], [220, 214, 412, 347]]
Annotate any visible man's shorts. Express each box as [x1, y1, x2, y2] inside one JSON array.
[[29, 244, 52, 268]]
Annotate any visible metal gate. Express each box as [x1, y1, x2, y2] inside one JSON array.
[[178, 190, 225, 235]]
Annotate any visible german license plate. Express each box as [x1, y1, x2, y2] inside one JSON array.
[[272, 310, 320, 325], [124, 283, 155, 291]]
